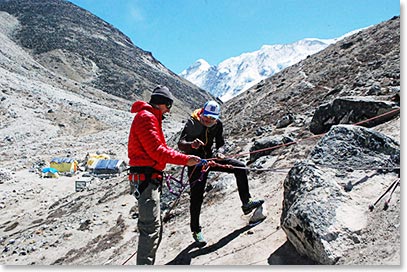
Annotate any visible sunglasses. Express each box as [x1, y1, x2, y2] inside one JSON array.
[[203, 115, 217, 121], [166, 103, 172, 110]]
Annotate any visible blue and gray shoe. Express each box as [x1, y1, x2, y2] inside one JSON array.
[[242, 199, 264, 215], [192, 231, 207, 247]]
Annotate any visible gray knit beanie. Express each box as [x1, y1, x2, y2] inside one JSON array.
[[149, 85, 173, 105]]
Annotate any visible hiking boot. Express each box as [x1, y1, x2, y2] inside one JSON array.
[[192, 231, 207, 247], [242, 199, 264, 215]]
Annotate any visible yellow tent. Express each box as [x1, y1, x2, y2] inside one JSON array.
[[50, 158, 78, 174], [86, 153, 110, 168]]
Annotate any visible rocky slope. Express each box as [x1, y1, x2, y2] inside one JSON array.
[[222, 15, 400, 265], [0, 0, 212, 109], [223, 16, 400, 140]]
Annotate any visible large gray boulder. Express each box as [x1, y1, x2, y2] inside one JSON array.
[[309, 97, 399, 134], [249, 135, 294, 163], [280, 125, 400, 264]]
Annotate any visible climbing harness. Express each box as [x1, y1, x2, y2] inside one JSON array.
[[128, 167, 163, 199]]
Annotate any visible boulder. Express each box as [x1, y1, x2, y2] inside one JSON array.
[[249, 135, 294, 163], [280, 125, 400, 264], [309, 96, 399, 134]]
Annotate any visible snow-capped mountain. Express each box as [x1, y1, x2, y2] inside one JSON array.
[[180, 30, 364, 102]]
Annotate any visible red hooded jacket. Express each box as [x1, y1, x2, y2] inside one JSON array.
[[128, 101, 189, 171]]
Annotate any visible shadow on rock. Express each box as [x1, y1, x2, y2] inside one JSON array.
[[268, 240, 319, 265], [166, 224, 256, 265]]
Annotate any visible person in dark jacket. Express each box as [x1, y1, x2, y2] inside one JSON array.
[[178, 100, 264, 247], [128, 85, 201, 265]]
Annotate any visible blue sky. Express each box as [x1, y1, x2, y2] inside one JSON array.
[[68, 0, 400, 74]]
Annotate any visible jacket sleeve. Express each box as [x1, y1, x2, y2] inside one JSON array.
[[177, 119, 195, 153], [136, 113, 189, 165], [215, 121, 225, 149]]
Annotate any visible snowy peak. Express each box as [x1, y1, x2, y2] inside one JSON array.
[[180, 58, 214, 88], [180, 30, 364, 101], [183, 58, 211, 72]]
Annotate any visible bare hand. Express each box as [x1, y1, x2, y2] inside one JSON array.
[[191, 139, 204, 149], [186, 155, 201, 166]]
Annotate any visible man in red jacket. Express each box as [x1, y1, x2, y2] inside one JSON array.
[[128, 85, 201, 265]]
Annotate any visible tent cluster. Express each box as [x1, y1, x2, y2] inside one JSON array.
[[41, 158, 78, 178], [40, 153, 127, 180]]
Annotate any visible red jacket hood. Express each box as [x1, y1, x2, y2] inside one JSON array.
[[131, 100, 154, 114]]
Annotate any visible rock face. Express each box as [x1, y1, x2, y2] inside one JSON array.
[[223, 16, 400, 138], [280, 125, 400, 264], [249, 135, 294, 163], [0, 0, 212, 109], [309, 125, 400, 169], [309, 96, 400, 134]]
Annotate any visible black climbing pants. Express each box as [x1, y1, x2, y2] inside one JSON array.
[[188, 158, 251, 233]]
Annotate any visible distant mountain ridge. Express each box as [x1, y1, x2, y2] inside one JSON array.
[[180, 30, 363, 101], [0, 0, 213, 109]]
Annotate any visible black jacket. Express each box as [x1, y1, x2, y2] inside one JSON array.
[[178, 109, 225, 159]]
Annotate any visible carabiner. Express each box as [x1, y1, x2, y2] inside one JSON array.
[[133, 183, 141, 199], [132, 174, 141, 199]]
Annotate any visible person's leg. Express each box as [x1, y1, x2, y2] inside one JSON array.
[[211, 158, 251, 204], [137, 182, 162, 265], [211, 159, 264, 214], [188, 165, 207, 233]]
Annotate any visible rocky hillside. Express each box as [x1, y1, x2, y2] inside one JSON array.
[[0, 2, 400, 266], [222, 16, 400, 265], [0, 0, 212, 109], [223, 16, 399, 140]]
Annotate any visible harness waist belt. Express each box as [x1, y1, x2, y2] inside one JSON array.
[[128, 173, 163, 182]]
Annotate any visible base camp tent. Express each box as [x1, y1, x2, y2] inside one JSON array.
[[87, 159, 126, 175], [85, 153, 110, 169], [41, 167, 60, 178], [50, 158, 78, 174]]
